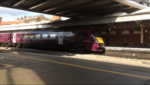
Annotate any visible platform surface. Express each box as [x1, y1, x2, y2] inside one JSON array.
[[0, 50, 150, 84]]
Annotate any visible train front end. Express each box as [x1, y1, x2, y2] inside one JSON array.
[[90, 30, 105, 53]]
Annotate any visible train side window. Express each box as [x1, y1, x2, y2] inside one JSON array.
[[84, 32, 88, 36], [50, 34, 56, 39], [24, 35, 28, 39], [0, 35, 1, 37], [64, 32, 75, 37], [70, 32, 75, 37], [35, 34, 41, 39], [63, 32, 69, 37], [29, 36, 34, 39], [42, 34, 48, 39]]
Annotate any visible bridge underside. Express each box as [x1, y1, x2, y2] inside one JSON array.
[[0, 0, 148, 19]]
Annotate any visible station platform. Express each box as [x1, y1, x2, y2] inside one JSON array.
[[104, 47, 150, 65], [106, 46, 150, 53], [0, 49, 150, 84]]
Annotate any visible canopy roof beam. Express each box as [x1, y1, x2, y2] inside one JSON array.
[[67, 3, 126, 17], [43, 0, 75, 12], [13, 0, 26, 7], [29, 0, 52, 10]]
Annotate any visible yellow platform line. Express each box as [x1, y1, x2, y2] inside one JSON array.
[[7, 54, 150, 80]]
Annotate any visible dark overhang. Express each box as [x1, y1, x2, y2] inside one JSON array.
[[0, 0, 147, 19], [47, 12, 150, 27]]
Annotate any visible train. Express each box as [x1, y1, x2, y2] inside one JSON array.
[[0, 29, 105, 53]]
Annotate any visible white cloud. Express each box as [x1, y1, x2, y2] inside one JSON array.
[[0, 14, 15, 21], [0, 7, 31, 16]]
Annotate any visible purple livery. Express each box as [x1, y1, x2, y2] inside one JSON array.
[[0, 30, 105, 53]]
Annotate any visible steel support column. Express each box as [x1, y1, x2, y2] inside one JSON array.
[[135, 21, 144, 47], [141, 26, 144, 47]]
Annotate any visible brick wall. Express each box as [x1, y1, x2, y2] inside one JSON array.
[[24, 16, 27, 18], [97, 27, 150, 47], [1, 21, 28, 25], [1, 15, 49, 25], [21, 17, 23, 20]]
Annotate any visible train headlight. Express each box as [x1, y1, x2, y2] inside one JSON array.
[[93, 36, 99, 44], [100, 43, 105, 48]]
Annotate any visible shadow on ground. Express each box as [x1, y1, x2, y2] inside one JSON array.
[[0, 50, 150, 84]]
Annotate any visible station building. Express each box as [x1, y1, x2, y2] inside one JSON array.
[[0, 15, 61, 25], [48, 12, 150, 48], [98, 24, 149, 48], [95, 15, 150, 48]]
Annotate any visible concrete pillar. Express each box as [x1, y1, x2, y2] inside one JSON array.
[[135, 21, 144, 48], [141, 26, 144, 47]]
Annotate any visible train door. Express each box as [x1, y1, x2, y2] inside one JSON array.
[[76, 31, 82, 45], [10, 33, 12, 43], [4, 35, 7, 42], [13, 33, 16, 43], [82, 31, 89, 43], [58, 32, 63, 45], [6, 34, 10, 43]]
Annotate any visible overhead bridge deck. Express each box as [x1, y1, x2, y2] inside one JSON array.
[[0, 0, 147, 19], [0, 12, 150, 32]]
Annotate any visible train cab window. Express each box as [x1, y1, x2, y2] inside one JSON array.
[[42, 34, 48, 39], [84, 32, 88, 36]]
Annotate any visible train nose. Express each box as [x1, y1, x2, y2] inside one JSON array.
[[99, 43, 105, 48]]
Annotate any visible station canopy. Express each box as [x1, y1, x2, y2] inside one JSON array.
[[0, 0, 149, 19]]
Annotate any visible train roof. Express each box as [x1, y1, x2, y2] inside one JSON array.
[[0, 29, 92, 33]]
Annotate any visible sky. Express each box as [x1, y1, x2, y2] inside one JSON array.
[[0, 6, 69, 21]]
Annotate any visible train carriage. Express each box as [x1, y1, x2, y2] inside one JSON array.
[[0, 29, 105, 53]]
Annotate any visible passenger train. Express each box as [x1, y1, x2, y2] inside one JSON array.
[[0, 29, 105, 53]]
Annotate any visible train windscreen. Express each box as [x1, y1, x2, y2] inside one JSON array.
[[90, 30, 101, 37]]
